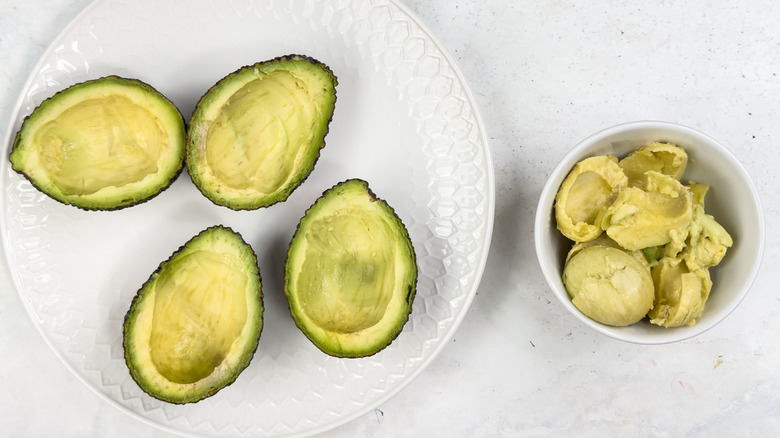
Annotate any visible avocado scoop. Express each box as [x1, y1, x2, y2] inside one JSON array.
[[563, 245, 655, 327]]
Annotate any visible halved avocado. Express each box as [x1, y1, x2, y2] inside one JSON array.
[[123, 226, 263, 404], [9, 76, 185, 210], [186, 55, 338, 210], [284, 179, 417, 358]]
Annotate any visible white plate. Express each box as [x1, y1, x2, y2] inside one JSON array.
[[1, 0, 494, 436]]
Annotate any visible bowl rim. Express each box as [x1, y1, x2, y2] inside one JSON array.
[[534, 120, 765, 344]]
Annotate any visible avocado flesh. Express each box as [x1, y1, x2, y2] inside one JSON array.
[[565, 171, 614, 224], [149, 250, 249, 384], [648, 256, 711, 327], [601, 171, 693, 251], [554, 155, 628, 242], [35, 95, 162, 194], [298, 211, 397, 333], [563, 245, 655, 327], [188, 55, 337, 209], [285, 179, 417, 357], [10, 76, 185, 210], [618, 142, 688, 184], [205, 72, 316, 192], [124, 226, 263, 404]]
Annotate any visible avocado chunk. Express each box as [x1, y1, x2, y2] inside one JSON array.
[[186, 55, 338, 210], [563, 245, 655, 327], [618, 142, 688, 184], [601, 171, 693, 252], [9, 76, 185, 210], [123, 226, 263, 404], [284, 179, 417, 358], [554, 155, 628, 243], [681, 183, 733, 268], [648, 256, 712, 327]]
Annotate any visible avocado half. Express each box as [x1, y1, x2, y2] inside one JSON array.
[[123, 226, 263, 404], [9, 75, 185, 210], [284, 179, 417, 358], [186, 54, 338, 210]]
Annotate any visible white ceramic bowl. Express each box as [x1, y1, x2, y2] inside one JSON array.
[[534, 121, 764, 344]]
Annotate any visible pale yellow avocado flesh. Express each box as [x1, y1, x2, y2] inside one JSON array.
[[618, 142, 688, 184], [34, 95, 164, 195], [149, 250, 249, 384], [297, 209, 398, 333], [203, 71, 318, 193], [566, 171, 613, 224], [563, 246, 655, 327], [648, 257, 712, 327], [683, 184, 733, 268], [285, 179, 417, 357], [601, 171, 693, 252], [555, 155, 628, 242]]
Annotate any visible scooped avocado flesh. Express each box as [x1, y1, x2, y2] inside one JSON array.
[[601, 171, 693, 252], [10, 76, 185, 210], [553, 142, 732, 328], [285, 179, 417, 358], [563, 246, 655, 326], [648, 257, 712, 327], [187, 55, 337, 209], [123, 226, 263, 403], [618, 142, 688, 184], [555, 155, 628, 242], [683, 185, 733, 268]]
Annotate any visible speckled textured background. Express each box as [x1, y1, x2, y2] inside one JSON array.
[[1, 0, 778, 436]]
